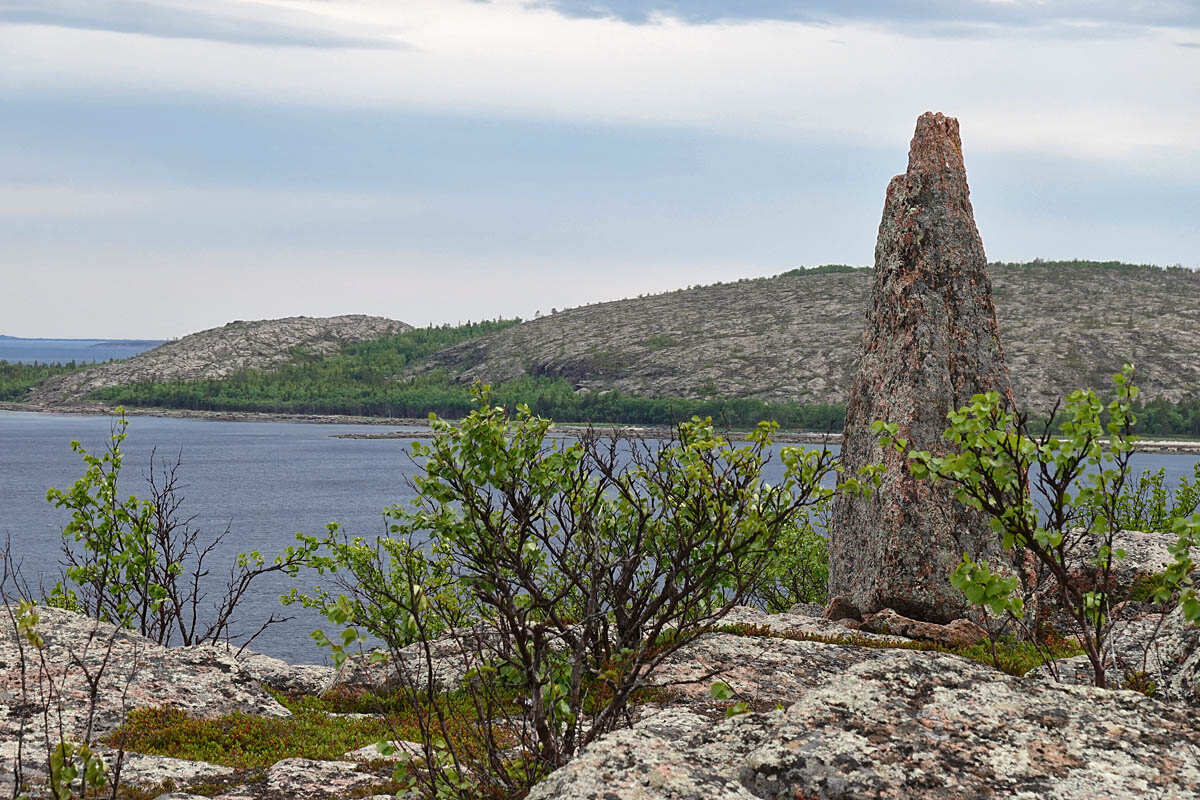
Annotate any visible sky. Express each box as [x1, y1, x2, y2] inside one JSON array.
[[2, 1, 1198, 338]]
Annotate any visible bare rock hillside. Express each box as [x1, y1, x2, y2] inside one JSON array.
[[27, 315, 410, 405], [419, 262, 1200, 411]]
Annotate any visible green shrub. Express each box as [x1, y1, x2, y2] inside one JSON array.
[[876, 365, 1200, 688], [45, 410, 319, 646], [301, 386, 841, 798]]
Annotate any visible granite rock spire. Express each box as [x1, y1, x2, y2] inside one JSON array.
[[827, 111, 1016, 622]]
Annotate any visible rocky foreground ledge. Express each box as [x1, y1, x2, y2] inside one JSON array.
[[4, 590, 1200, 799]]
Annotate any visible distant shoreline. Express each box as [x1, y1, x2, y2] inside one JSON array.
[[0, 402, 839, 444], [4, 402, 1200, 453]]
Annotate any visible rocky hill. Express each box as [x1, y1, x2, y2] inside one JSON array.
[[417, 261, 1200, 412], [26, 315, 411, 405]]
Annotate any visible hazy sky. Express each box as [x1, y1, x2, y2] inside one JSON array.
[[2, 0, 1198, 338]]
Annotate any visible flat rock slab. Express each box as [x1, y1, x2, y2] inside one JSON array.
[[331, 624, 500, 694], [718, 606, 910, 645], [107, 752, 234, 786], [0, 606, 289, 753], [343, 740, 424, 762], [649, 632, 918, 710], [1, 748, 234, 799], [208, 644, 336, 696], [531, 649, 1200, 799], [210, 758, 392, 800]]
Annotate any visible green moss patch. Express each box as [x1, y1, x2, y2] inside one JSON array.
[[107, 707, 397, 769]]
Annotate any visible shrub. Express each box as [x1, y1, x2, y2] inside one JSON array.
[[876, 365, 1200, 688], [304, 387, 840, 798], [1104, 462, 1200, 531], [45, 410, 319, 647]]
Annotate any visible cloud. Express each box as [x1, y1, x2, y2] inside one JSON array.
[[532, 0, 1200, 35], [0, 0, 407, 48]]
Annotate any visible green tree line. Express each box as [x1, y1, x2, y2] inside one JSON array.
[[0, 360, 82, 400]]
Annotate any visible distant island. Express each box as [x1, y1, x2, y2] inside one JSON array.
[[0, 335, 165, 366]]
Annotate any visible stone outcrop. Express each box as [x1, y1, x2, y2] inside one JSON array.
[[1031, 605, 1200, 704], [0, 606, 289, 747], [828, 112, 1015, 622], [0, 606, 290, 797], [9, 603, 1200, 798], [527, 649, 1200, 800], [329, 623, 501, 695], [860, 607, 988, 647], [24, 315, 411, 405], [208, 758, 396, 800], [217, 645, 336, 696], [1034, 528, 1181, 634]]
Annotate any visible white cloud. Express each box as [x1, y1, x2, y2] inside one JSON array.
[[0, 0, 407, 48], [1, 0, 1196, 173], [0, 182, 426, 220], [2, 0, 1197, 337], [533, 0, 1200, 32]]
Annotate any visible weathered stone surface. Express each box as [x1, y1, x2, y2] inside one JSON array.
[[1032, 528, 1179, 635], [105, 752, 235, 790], [210, 758, 391, 800], [4, 723, 239, 798], [330, 624, 499, 694], [785, 601, 824, 617], [1075, 529, 1180, 586], [209, 644, 336, 696], [718, 605, 908, 645], [860, 607, 988, 647], [648, 632, 914, 710], [821, 595, 862, 622], [828, 112, 1015, 623], [1031, 606, 1200, 704], [343, 740, 424, 762], [0, 605, 289, 777], [530, 649, 1200, 799]]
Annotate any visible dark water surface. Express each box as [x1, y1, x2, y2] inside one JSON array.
[[1, 409, 1197, 663]]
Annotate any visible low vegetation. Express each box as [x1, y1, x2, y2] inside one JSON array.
[[109, 706, 396, 769]]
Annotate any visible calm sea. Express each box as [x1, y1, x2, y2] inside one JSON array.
[[1, 410, 1197, 663], [0, 337, 162, 364]]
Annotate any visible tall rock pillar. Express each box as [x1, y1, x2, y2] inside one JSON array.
[[827, 112, 1015, 623]]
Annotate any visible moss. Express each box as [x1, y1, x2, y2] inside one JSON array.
[[1127, 571, 1172, 604], [106, 707, 399, 769]]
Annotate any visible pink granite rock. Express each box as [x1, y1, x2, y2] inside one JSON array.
[[828, 112, 1016, 622]]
